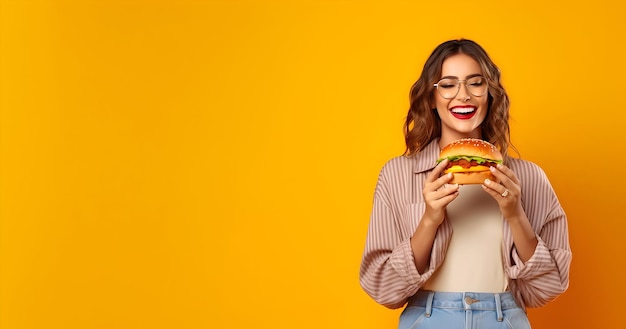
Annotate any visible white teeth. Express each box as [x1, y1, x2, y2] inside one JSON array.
[[451, 107, 475, 114]]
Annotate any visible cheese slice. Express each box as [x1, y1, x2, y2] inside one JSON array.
[[445, 165, 490, 173]]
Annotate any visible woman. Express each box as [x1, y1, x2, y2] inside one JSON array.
[[359, 39, 571, 329]]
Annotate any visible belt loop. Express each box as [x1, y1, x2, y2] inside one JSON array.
[[424, 292, 435, 318], [495, 293, 503, 322]]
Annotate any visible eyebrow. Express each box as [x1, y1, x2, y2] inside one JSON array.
[[440, 73, 483, 80]]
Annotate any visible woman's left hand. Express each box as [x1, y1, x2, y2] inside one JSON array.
[[482, 163, 524, 219], [483, 163, 539, 263]]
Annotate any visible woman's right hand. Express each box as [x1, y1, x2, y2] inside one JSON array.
[[421, 159, 459, 226]]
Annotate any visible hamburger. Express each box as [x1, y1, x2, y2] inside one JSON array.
[[437, 138, 503, 185]]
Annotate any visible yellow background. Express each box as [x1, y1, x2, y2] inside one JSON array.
[[1, 0, 624, 328]]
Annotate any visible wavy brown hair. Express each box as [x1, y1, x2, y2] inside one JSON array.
[[403, 39, 516, 158]]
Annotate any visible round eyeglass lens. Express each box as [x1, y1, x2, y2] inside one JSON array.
[[436, 76, 488, 99]]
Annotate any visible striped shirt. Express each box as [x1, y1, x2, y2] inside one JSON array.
[[359, 139, 572, 310]]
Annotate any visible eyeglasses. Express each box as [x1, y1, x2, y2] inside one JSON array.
[[433, 76, 489, 99]]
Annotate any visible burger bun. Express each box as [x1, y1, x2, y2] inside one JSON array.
[[448, 170, 498, 185]]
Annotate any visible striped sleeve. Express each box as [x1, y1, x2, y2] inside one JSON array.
[[505, 159, 572, 308], [359, 156, 451, 309]]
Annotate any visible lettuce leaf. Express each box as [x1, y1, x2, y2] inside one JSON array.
[[436, 155, 503, 164]]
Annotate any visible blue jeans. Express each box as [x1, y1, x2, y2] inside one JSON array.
[[398, 291, 531, 329]]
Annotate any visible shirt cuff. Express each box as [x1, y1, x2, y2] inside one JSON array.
[[389, 238, 422, 286], [506, 234, 551, 279]]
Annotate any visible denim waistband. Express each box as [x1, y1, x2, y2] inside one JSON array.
[[408, 290, 520, 312], [406, 291, 522, 322]]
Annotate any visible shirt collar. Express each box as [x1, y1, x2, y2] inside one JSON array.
[[413, 138, 441, 174]]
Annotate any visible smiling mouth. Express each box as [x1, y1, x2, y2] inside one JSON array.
[[450, 107, 476, 119]]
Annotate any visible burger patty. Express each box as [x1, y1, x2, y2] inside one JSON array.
[[446, 159, 499, 169]]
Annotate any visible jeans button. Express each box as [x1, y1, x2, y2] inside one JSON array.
[[465, 296, 478, 305]]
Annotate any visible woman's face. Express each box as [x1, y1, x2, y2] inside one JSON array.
[[434, 53, 489, 145]]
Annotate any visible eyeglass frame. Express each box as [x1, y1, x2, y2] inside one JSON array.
[[433, 75, 489, 99]]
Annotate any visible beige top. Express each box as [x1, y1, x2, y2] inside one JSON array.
[[423, 184, 507, 293]]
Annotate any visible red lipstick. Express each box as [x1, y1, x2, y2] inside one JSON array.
[[450, 106, 476, 120]]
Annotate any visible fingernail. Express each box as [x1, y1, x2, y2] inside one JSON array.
[[484, 179, 491, 184], [490, 166, 496, 172], [448, 173, 453, 178], [497, 163, 503, 169]]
